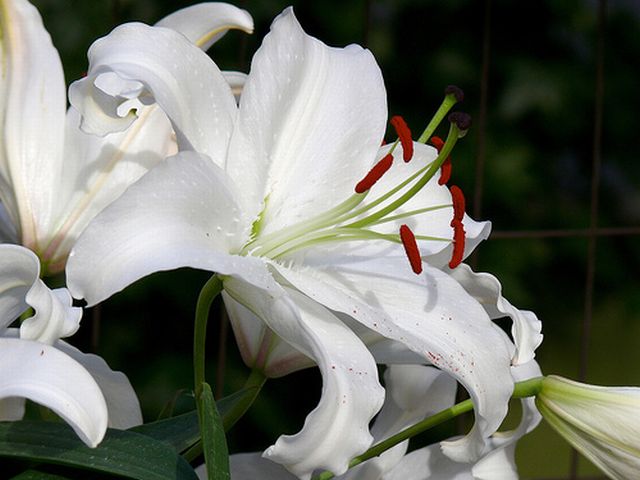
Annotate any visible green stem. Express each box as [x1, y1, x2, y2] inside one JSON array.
[[194, 274, 224, 398], [417, 92, 460, 143], [312, 377, 545, 480]]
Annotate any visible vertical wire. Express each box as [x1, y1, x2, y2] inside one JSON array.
[[570, 0, 606, 477], [470, 0, 492, 271]]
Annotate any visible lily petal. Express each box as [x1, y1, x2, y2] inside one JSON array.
[[0, 337, 108, 447], [221, 291, 313, 377], [223, 277, 384, 479], [0, 244, 39, 329], [447, 263, 543, 365], [343, 365, 457, 480], [272, 255, 513, 463], [156, 3, 253, 50], [66, 152, 268, 305], [68, 22, 237, 164], [226, 7, 387, 231], [0, 0, 67, 248], [55, 339, 142, 429]]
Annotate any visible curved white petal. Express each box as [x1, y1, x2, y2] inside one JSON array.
[[343, 365, 457, 480], [272, 255, 514, 463], [226, 7, 387, 232], [68, 22, 236, 164], [0, 337, 108, 447], [383, 444, 474, 480], [222, 291, 313, 377], [447, 264, 543, 365], [222, 70, 247, 102], [156, 3, 253, 50], [55, 339, 142, 429], [223, 278, 384, 479], [66, 152, 265, 305], [21, 285, 82, 345], [0, 244, 39, 329], [42, 103, 177, 272], [199, 454, 295, 480], [0, 0, 66, 248]]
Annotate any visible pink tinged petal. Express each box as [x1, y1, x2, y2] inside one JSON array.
[[226, 7, 387, 231], [55, 339, 142, 429], [344, 366, 457, 480], [222, 278, 384, 479], [447, 264, 543, 365], [0, 337, 108, 447], [155, 3, 253, 50], [0, 0, 67, 249], [272, 257, 513, 463], [221, 291, 313, 377], [66, 152, 263, 306], [68, 22, 237, 165]]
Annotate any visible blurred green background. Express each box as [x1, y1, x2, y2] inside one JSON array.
[[30, 0, 640, 478]]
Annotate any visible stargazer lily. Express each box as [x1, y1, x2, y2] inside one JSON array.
[[0, 0, 253, 275], [67, 8, 518, 478], [0, 244, 141, 446]]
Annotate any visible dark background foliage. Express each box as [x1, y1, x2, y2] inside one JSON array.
[[30, 0, 640, 477]]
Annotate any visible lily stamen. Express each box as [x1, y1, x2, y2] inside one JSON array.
[[355, 153, 394, 194], [390, 116, 413, 162], [449, 185, 467, 268], [430, 136, 452, 185], [399, 224, 423, 274]]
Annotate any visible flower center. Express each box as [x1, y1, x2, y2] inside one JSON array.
[[241, 87, 471, 273]]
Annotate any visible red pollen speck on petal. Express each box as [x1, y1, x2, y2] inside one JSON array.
[[391, 116, 413, 162], [399, 224, 423, 274], [449, 220, 466, 269], [449, 185, 466, 223], [355, 153, 394, 193]]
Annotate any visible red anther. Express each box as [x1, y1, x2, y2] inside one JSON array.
[[430, 136, 452, 185], [381, 139, 387, 146], [399, 224, 423, 274], [430, 136, 444, 152], [449, 185, 465, 223], [355, 153, 394, 194], [390, 116, 414, 162], [449, 220, 466, 269], [438, 158, 452, 185]]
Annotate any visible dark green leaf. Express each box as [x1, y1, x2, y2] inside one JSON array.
[[130, 385, 261, 454], [10, 470, 72, 480], [199, 383, 229, 480], [0, 421, 198, 480]]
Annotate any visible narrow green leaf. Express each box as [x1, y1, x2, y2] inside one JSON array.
[[0, 421, 198, 480], [130, 385, 261, 454], [199, 382, 229, 480]]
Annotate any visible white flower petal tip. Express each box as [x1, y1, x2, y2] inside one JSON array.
[[156, 3, 254, 50], [0, 338, 108, 447], [537, 376, 640, 480], [448, 263, 543, 365]]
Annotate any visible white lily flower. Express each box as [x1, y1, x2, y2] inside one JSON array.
[[0, 244, 141, 446], [66, 7, 515, 478], [536, 375, 640, 480], [0, 0, 252, 275], [201, 362, 541, 480]]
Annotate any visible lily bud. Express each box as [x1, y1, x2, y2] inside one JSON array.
[[536, 375, 640, 480]]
